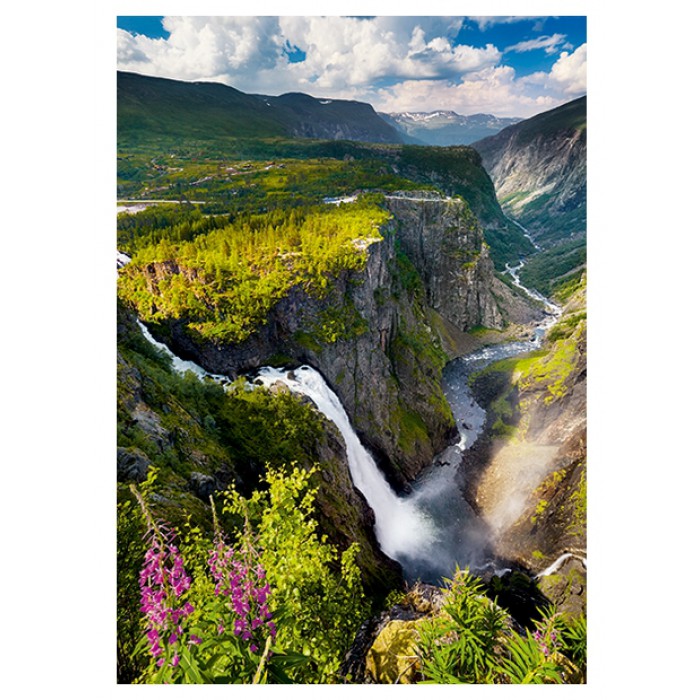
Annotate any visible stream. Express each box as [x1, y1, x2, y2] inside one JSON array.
[[131, 226, 564, 584]]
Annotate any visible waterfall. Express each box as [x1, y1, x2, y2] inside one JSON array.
[[253, 366, 439, 566], [133, 321, 489, 580], [134, 237, 564, 583], [136, 320, 233, 387]]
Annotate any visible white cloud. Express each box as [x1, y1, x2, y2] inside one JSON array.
[[117, 16, 499, 91], [375, 65, 559, 118], [469, 16, 542, 31], [523, 44, 587, 96], [550, 44, 587, 93], [505, 34, 571, 55]]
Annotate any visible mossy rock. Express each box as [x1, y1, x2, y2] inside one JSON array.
[[365, 620, 422, 684]]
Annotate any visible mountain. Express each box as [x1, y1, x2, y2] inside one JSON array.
[[117, 71, 405, 146], [472, 96, 586, 295], [380, 110, 522, 146], [259, 92, 405, 143], [472, 96, 586, 247]]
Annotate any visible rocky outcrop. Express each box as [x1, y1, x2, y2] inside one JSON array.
[[341, 582, 445, 683], [386, 192, 542, 330], [117, 446, 151, 483]]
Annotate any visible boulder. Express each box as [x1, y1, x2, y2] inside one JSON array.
[[188, 472, 217, 501], [117, 447, 150, 483], [365, 619, 422, 684]]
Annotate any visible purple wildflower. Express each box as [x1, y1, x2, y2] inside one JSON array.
[[207, 531, 277, 653], [138, 520, 193, 664]]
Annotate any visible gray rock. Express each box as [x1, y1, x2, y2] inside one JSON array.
[[117, 447, 151, 483], [189, 472, 217, 501]]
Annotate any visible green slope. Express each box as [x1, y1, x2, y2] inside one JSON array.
[[118, 71, 289, 144]]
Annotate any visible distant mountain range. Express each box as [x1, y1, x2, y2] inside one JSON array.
[[379, 111, 522, 146], [118, 71, 405, 146]]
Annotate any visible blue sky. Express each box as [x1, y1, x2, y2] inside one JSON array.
[[116, 16, 586, 117]]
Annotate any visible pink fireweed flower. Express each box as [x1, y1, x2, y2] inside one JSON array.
[[138, 521, 193, 662], [207, 532, 277, 651], [533, 618, 560, 658]]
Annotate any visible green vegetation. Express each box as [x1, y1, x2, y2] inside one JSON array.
[[552, 270, 587, 305], [223, 466, 369, 682], [518, 237, 586, 297], [118, 201, 389, 345], [118, 135, 526, 273], [519, 333, 580, 405], [417, 570, 586, 683], [121, 479, 587, 685], [567, 468, 587, 539], [311, 301, 369, 343], [121, 466, 369, 684], [118, 71, 288, 146], [117, 152, 428, 206]]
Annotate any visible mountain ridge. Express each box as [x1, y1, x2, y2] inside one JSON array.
[[118, 70, 406, 145]]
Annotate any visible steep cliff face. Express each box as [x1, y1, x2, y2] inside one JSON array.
[[473, 96, 586, 247], [386, 193, 542, 331]]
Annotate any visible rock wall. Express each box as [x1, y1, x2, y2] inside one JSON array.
[[386, 193, 542, 330]]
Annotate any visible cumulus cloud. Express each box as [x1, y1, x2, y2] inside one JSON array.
[[375, 65, 559, 117], [117, 17, 286, 83], [522, 43, 587, 96], [117, 16, 499, 90], [550, 44, 587, 93]]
